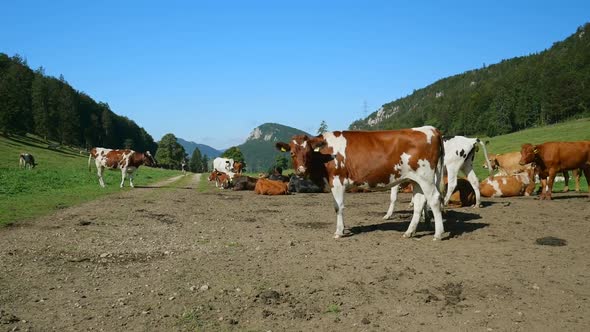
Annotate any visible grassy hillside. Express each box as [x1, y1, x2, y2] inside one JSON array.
[[0, 134, 181, 226], [472, 118, 589, 191]]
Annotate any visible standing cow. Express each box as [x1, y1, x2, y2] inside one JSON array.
[[19, 153, 37, 169], [277, 126, 445, 240], [213, 157, 235, 178], [88, 148, 157, 188], [519, 141, 590, 200]]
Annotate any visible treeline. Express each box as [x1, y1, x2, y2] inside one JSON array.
[[350, 23, 590, 137], [0, 53, 157, 153]]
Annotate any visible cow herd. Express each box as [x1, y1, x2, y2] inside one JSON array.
[[17, 128, 590, 240]]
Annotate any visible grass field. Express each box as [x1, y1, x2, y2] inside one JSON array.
[[0, 134, 181, 226]]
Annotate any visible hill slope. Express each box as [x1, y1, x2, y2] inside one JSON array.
[[176, 137, 223, 159], [350, 23, 590, 137], [238, 123, 311, 172]]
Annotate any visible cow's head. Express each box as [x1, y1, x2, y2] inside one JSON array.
[[276, 135, 326, 175], [482, 154, 498, 170], [144, 151, 157, 167], [232, 161, 244, 173], [519, 144, 537, 165]]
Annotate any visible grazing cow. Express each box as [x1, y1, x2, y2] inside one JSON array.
[[277, 126, 445, 240], [88, 148, 157, 188], [19, 153, 37, 169], [288, 175, 324, 193], [479, 168, 536, 197], [232, 161, 244, 174], [232, 175, 258, 191], [520, 141, 590, 199], [254, 178, 289, 195], [213, 157, 235, 178]]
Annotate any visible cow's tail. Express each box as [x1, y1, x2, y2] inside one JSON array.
[[478, 138, 493, 178], [436, 135, 445, 201]]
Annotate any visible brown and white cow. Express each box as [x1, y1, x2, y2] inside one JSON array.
[[254, 178, 289, 195], [88, 148, 157, 188], [520, 141, 590, 200], [208, 170, 231, 189], [479, 168, 536, 198], [232, 161, 244, 174], [483, 151, 531, 175], [276, 126, 445, 240]]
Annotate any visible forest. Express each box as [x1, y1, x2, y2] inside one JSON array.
[[350, 23, 590, 137], [0, 53, 157, 153]]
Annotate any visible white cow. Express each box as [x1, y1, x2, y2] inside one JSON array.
[[213, 157, 235, 178], [383, 135, 492, 219]]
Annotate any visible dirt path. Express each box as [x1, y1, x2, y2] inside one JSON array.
[[1, 176, 589, 331]]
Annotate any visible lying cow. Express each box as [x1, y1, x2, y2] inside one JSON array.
[[446, 178, 476, 207], [277, 126, 445, 240], [19, 153, 37, 169], [208, 170, 231, 189], [288, 175, 324, 193], [255, 178, 289, 195], [483, 151, 529, 175], [480, 168, 536, 197], [88, 148, 157, 188], [520, 141, 590, 199], [232, 175, 258, 191]]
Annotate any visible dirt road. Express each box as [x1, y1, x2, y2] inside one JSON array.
[[1, 174, 589, 331]]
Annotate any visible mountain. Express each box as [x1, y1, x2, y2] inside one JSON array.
[[176, 137, 223, 159], [349, 23, 590, 137], [237, 123, 311, 172]]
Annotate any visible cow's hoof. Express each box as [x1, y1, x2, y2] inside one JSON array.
[[402, 232, 414, 238], [432, 236, 441, 241], [382, 214, 392, 220]]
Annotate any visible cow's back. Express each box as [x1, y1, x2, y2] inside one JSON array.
[[255, 178, 289, 195], [539, 141, 590, 169]]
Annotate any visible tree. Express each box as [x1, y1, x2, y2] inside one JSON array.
[[221, 146, 245, 162], [189, 147, 204, 172], [317, 120, 328, 135], [274, 154, 289, 170], [202, 155, 209, 172], [155, 133, 186, 169]]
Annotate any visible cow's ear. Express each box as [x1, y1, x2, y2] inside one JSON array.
[[533, 146, 539, 154], [310, 137, 327, 152], [276, 142, 290, 152]]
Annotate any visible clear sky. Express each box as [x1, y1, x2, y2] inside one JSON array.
[[2, 1, 589, 150]]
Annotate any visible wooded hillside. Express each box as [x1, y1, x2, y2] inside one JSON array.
[[350, 23, 590, 137], [0, 53, 157, 153]]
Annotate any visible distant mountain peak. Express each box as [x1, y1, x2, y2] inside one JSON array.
[[246, 123, 300, 142]]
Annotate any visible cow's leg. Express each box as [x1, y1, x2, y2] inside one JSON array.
[[330, 180, 346, 238], [128, 171, 135, 188], [120, 168, 127, 188], [403, 190, 425, 238], [573, 169, 581, 192], [542, 170, 558, 200], [582, 167, 590, 198], [383, 185, 399, 220], [444, 168, 459, 207], [412, 179, 444, 240], [562, 171, 570, 192], [464, 166, 482, 207], [97, 167, 105, 187]]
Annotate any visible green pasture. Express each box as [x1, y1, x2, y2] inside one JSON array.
[[0, 134, 181, 226], [472, 117, 589, 192]]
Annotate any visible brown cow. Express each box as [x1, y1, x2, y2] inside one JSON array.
[[276, 126, 445, 240], [479, 168, 536, 197], [445, 177, 476, 207], [520, 141, 590, 199], [484, 151, 532, 175], [232, 175, 258, 191], [254, 178, 289, 195], [208, 170, 231, 189], [232, 161, 244, 174], [88, 147, 157, 188]]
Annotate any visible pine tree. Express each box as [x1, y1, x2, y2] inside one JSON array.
[[189, 147, 203, 172], [155, 133, 186, 169], [317, 120, 328, 135], [221, 146, 245, 162]]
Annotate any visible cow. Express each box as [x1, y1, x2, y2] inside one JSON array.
[[483, 151, 531, 176], [267, 166, 290, 182], [479, 168, 536, 197], [382, 135, 492, 219], [446, 178, 476, 207], [254, 178, 289, 195], [88, 148, 157, 188], [181, 160, 187, 175], [519, 141, 590, 200], [232, 175, 258, 191], [288, 175, 324, 193], [213, 157, 235, 178], [232, 161, 244, 174], [19, 153, 37, 169], [276, 126, 445, 240], [208, 170, 231, 189]]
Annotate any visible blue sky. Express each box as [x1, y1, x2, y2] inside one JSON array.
[[2, 1, 589, 149]]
